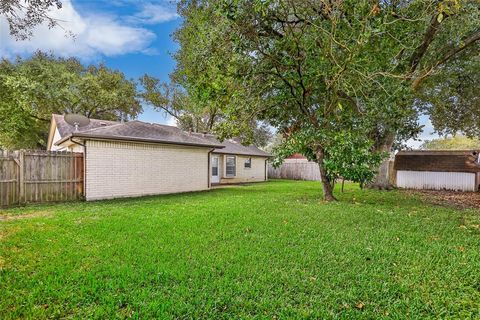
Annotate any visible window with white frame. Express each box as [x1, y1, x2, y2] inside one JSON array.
[[244, 157, 251, 168], [226, 156, 236, 177]]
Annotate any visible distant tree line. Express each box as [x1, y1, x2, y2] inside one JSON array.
[[421, 136, 480, 150], [0, 52, 141, 149]]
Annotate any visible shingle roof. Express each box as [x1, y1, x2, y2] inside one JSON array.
[[192, 133, 271, 157], [53, 115, 269, 156], [53, 114, 118, 137], [54, 115, 224, 149], [396, 150, 479, 156], [394, 150, 480, 173]]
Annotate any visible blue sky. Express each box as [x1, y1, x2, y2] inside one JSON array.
[[0, 0, 437, 147], [0, 0, 178, 125]]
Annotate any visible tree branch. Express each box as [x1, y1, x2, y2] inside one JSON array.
[[412, 29, 480, 89], [433, 29, 480, 69], [408, 13, 442, 74]]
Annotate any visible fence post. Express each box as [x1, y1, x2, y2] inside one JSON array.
[[18, 150, 25, 203]]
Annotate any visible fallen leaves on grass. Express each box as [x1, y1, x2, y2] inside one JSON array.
[[0, 211, 52, 221], [355, 302, 365, 310], [406, 190, 480, 209]]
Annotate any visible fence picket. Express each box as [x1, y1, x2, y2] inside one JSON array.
[[268, 162, 321, 181], [0, 150, 84, 207]]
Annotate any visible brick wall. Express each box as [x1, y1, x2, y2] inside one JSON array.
[[85, 140, 210, 201], [216, 154, 268, 184]]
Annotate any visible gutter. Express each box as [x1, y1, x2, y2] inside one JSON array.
[[207, 148, 216, 189], [212, 151, 272, 158], [69, 137, 85, 148], [265, 158, 268, 181], [55, 133, 225, 150]]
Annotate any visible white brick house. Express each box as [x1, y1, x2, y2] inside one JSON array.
[[47, 115, 270, 201]]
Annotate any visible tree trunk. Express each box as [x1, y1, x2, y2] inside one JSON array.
[[368, 159, 392, 189], [315, 147, 336, 201], [367, 133, 395, 190]]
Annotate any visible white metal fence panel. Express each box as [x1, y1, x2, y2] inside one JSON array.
[[396, 170, 476, 192]]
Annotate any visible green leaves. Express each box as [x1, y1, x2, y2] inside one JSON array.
[[438, 0, 462, 16], [421, 136, 480, 150], [2, 0, 65, 40], [322, 132, 386, 185], [0, 52, 141, 149], [418, 55, 480, 137], [437, 13, 444, 23]]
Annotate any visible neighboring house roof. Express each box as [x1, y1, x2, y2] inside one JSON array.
[[192, 133, 271, 157], [394, 150, 480, 173], [52, 115, 269, 155], [286, 153, 307, 159]]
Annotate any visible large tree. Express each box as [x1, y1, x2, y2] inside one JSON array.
[[140, 75, 273, 148], [418, 52, 480, 137], [1, 0, 67, 40], [365, 0, 480, 188], [140, 76, 219, 133], [0, 52, 141, 149], [174, 0, 480, 200]]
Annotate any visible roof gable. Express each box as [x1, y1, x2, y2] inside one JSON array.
[[53, 114, 118, 138]]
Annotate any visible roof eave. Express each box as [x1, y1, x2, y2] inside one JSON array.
[[212, 150, 271, 158], [56, 133, 225, 149], [55, 133, 74, 146]]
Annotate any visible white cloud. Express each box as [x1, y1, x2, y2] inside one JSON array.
[[0, 0, 156, 59], [131, 2, 178, 24]]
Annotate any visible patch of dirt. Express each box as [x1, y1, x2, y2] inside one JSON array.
[[406, 190, 480, 210], [0, 211, 52, 221]]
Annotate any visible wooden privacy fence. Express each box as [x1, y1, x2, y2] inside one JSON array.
[[268, 161, 321, 181], [0, 150, 84, 207], [268, 160, 397, 185]]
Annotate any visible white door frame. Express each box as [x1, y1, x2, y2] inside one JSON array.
[[211, 155, 220, 184]]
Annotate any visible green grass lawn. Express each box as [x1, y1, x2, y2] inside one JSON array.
[[1, 180, 479, 319]]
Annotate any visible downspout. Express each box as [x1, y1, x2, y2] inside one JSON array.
[[69, 138, 87, 200], [69, 137, 85, 148], [207, 148, 215, 189], [265, 158, 268, 181]]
